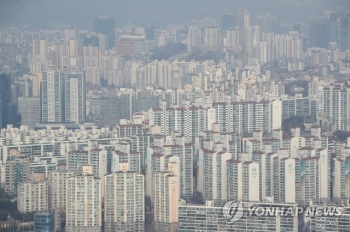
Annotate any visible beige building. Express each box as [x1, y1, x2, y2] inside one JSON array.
[[66, 166, 102, 232], [48, 169, 76, 211], [104, 167, 144, 232], [5, 150, 31, 196], [17, 181, 48, 213], [153, 171, 179, 232]]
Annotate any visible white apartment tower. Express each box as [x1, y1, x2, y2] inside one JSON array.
[[333, 157, 350, 203], [301, 157, 320, 205], [63, 68, 86, 123], [104, 169, 144, 232], [153, 171, 179, 232], [226, 159, 260, 202], [66, 166, 102, 232], [41, 70, 64, 122], [322, 84, 350, 131], [41, 68, 86, 123], [198, 149, 231, 203]]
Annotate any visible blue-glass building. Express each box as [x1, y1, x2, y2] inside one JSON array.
[[34, 212, 54, 232]]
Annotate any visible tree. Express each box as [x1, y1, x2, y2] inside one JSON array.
[[282, 116, 305, 135], [191, 191, 204, 204], [151, 42, 187, 60], [333, 130, 350, 141]]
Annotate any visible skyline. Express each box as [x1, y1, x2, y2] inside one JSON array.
[[0, 0, 348, 30]]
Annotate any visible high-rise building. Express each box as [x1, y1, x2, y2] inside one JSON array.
[[236, 10, 250, 30], [257, 13, 280, 35], [32, 40, 48, 59], [149, 101, 216, 143], [41, 70, 64, 122], [153, 171, 179, 232], [146, 135, 193, 200], [48, 169, 76, 211], [333, 157, 350, 203], [5, 150, 31, 196], [203, 27, 221, 49], [338, 15, 350, 52], [226, 159, 260, 202], [322, 84, 350, 131], [17, 181, 49, 213], [93, 17, 115, 49], [219, 13, 236, 31], [310, 21, 331, 48], [116, 36, 135, 55], [41, 68, 86, 123], [197, 150, 231, 203], [66, 166, 102, 232], [0, 73, 12, 128], [104, 169, 144, 232], [67, 149, 107, 178], [187, 26, 201, 52], [18, 97, 40, 129], [63, 68, 86, 123]]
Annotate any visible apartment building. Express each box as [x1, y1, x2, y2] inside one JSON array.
[[66, 166, 102, 232], [197, 149, 231, 203], [153, 171, 179, 232], [105, 169, 144, 232], [48, 169, 76, 211], [17, 181, 48, 213], [5, 150, 31, 196], [226, 159, 260, 202]]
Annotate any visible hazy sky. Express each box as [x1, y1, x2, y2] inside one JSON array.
[[0, 0, 348, 30]]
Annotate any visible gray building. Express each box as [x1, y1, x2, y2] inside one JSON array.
[[18, 97, 40, 129], [338, 15, 350, 52], [93, 17, 115, 49]]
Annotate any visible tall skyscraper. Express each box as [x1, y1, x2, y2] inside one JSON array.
[[104, 169, 145, 232], [18, 97, 40, 129], [219, 13, 236, 31], [41, 70, 64, 122], [310, 21, 331, 48], [93, 17, 116, 49], [63, 68, 86, 123], [338, 15, 350, 52], [0, 73, 11, 128], [41, 68, 86, 123]]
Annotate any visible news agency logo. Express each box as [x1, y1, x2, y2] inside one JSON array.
[[222, 200, 343, 224], [222, 200, 244, 223]]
